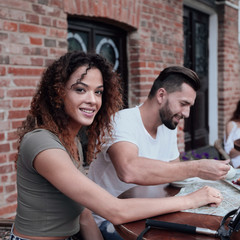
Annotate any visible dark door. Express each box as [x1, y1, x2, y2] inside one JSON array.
[[183, 6, 209, 150]]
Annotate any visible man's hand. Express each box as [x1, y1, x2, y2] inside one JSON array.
[[196, 159, 230, 180]]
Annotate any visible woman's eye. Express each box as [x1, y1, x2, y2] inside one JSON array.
[[75, 88, 85, 93], [96, 90, 103, 95]]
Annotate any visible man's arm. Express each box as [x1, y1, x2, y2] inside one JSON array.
[[108, 141, 230, 185]]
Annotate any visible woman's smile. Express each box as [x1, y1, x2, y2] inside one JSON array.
[[80, 107, 96, 117]]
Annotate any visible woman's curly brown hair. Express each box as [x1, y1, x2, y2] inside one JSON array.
[[17, 51, 123, 163]]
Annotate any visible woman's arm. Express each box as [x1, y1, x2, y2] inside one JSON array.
[[225, 121, 234, 140], [79, 208, 103, 240], [34, 149, 223, 225], [225, 121, 240, 158]]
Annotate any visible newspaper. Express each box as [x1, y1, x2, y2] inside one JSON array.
[[175, 169, 240, 217]]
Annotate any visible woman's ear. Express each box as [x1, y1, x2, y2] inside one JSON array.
[[156, 88, 167, 104]]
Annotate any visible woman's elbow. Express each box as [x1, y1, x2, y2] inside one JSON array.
[[104, 201, 129, 225]]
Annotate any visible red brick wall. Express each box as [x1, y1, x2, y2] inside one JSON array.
[[0, 0, 68, 218], [217, 1, 240, 138], [0, 0, 239, 218]]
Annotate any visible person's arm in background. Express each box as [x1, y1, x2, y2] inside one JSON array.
[[225, 121, 240, 159], [108, 141, 230, 185]]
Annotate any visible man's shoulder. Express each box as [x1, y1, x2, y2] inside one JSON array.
[[111, 107, 141, 134], [115, 106, 139, 119]]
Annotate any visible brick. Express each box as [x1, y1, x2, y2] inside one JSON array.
[[13, 78, 40, 87], [38, 0, 48, 5], [7, 131, 18, 141], [5, 43, 23, 55], [45, 58, 56, 67], [19, 23, 46, 35], [49, 48, 67, 57], [0, 66, 6, 76], [32, 4, 46, 15], [7, 88, 36, 98], [6, 193, 17, 203], [0, 121, 10, 132], [0, 32, 8, 41], [0, 164, 12, 173], [8, 33, 28, 45], [12, 120, 23, 129], [1, 175, 8, 182], [0, 143, 10, 153], [0, 89, 4, 98], [49, 28, 67, 38], [0, 55, 10, 64], [10, 55, 30, 65], [50, 0, 63, 9], [12, 99, 31, 108], [10, 172, 17, 182], [9, 152, 18, 163], [0, 154, 7, 164], [3, 21, 18, 32], [22, 46, 48, 56], [5, 184, 16, 193], [58, 40, 68, 48], [0, 133, 4, 141], [57, 19, 67, 29], [29, 36, 42, 45], [26, 13, 39, 24], [8, 110, 29, 119], [0, 100, 11, 109], [8, 67, 44, 76], [0, 204, 17, 216], [44, 38, 56, 47], [41, 16, 52, 26], [47, 8, 62, 18], [31, 57, 44, 66]]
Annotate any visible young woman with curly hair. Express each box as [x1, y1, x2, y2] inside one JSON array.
[[11, 51, 223, 240]]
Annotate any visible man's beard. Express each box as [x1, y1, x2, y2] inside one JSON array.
[[159, 102, 179, 130]]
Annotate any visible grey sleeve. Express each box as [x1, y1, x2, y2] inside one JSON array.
[[19, 129, 66, 172]]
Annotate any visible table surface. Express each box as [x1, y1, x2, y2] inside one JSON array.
[[116, 184, 240, 240]]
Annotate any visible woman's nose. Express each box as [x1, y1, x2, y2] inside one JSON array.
[[86, 91, 97, 104]]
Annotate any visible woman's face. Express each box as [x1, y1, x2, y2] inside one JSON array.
[[64, 65, 104, 131]]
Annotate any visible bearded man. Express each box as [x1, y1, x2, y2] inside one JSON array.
[[88, 66, 230, 240]]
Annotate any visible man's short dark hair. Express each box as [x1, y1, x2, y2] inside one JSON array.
[[148, 66, 201, 98]]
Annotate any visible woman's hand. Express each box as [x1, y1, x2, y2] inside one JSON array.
[[185, 186, 223, 209]]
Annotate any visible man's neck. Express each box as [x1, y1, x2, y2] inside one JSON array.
[[139, 100, 162, 138]]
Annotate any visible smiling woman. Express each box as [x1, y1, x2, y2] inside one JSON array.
[[11, 51, 123, 240]]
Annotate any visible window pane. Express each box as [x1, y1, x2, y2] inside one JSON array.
[[67, 32, 88, 52], [95, 35, 119, 71]]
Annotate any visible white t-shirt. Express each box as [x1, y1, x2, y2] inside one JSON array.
[[88, 106, 179, 226], [224, 121, 240, 168]]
